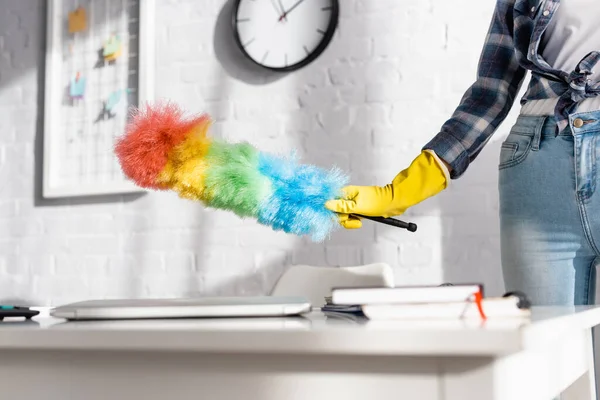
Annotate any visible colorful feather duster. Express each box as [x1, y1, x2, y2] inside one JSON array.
[[114, 102, 348, 241]]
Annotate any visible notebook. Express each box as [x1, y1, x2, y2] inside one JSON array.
[[361, 296, 530, 320], [330, 284, 483, 305]]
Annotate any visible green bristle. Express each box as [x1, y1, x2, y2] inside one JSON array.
[[203, 140, 271, 217]]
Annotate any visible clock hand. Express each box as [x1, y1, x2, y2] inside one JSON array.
[[270, 0, 284, 18], [278, 0, 305, 21], [277, 0, 287, 21]]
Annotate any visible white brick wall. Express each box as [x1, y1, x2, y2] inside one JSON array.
[[0, 0, 522, 306]]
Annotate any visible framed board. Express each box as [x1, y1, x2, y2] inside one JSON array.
[[43, 0, 155, 198]]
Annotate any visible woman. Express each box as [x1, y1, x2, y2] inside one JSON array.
[[326, 0, 600, 306]]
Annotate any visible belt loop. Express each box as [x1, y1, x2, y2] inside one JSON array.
[[532, 116, 546, 151]]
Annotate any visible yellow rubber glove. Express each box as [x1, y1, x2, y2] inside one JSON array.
[[325, 150, 449, 229]]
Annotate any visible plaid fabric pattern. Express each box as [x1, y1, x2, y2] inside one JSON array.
[[423, 0, 600, 179]]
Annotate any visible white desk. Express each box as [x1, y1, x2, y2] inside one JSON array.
[[0, 306, 598, 400]]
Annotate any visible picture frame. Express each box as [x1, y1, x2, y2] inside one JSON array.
[[42, 0, 155, 198]]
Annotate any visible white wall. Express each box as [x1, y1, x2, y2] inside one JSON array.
[[0, 0, 522, 306]]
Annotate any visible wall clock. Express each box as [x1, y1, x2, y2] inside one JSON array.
[[232, 0, 339, 72]]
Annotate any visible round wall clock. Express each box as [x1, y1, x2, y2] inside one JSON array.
[[232, 0, 339, 72]]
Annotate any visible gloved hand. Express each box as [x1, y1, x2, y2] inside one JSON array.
[[325, 150, 449, 229]]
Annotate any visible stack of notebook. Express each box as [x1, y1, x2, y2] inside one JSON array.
[[321, 284, 531, 320]]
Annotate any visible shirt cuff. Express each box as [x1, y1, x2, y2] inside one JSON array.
[[422, 132, 470, 179], [423, 149, 451, 186]]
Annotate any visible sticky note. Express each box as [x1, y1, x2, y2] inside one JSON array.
[[105, 89, 129, 113], [69, 75, 86, 99], [104, 46, 122, 62], [68, 7, 87, 33], [105, 90, 122, 111], [103, 35, 122, 60]]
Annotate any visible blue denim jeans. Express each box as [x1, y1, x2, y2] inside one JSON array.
[[499, 110, 600, 306]]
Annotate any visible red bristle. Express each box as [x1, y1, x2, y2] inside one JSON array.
[[114, 102, 210, 189]]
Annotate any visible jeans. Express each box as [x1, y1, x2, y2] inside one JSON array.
[[499, 110, 600, 306]]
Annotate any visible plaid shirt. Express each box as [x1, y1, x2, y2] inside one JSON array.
[[423, 0, 600, 179]]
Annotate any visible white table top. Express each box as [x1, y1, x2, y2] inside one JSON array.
[[0, 306, 599, 356]]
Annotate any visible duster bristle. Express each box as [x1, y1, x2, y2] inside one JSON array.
[[202, 141, 272, 217], [114, 102, 211, 189], [256, 152, 348, 241]]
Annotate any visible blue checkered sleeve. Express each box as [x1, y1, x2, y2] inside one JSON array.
[[423, 0, 527, 179]]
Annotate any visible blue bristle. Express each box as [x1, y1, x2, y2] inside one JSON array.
[[256, 151, 349, 242]]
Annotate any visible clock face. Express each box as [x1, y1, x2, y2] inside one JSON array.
[[233, 0, 339, 71]]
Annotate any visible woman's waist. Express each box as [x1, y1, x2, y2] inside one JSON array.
[[514, 107, 600, 138], [520, 97, 600, 116], [521, 72, 600, 116]]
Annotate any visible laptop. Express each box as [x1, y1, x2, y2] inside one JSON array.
[[50, 296, 312, 320]]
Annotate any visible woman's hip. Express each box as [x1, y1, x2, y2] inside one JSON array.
[[497, 110, 600, 305]]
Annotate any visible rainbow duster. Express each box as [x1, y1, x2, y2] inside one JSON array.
[[114, 102, 348, 241]]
